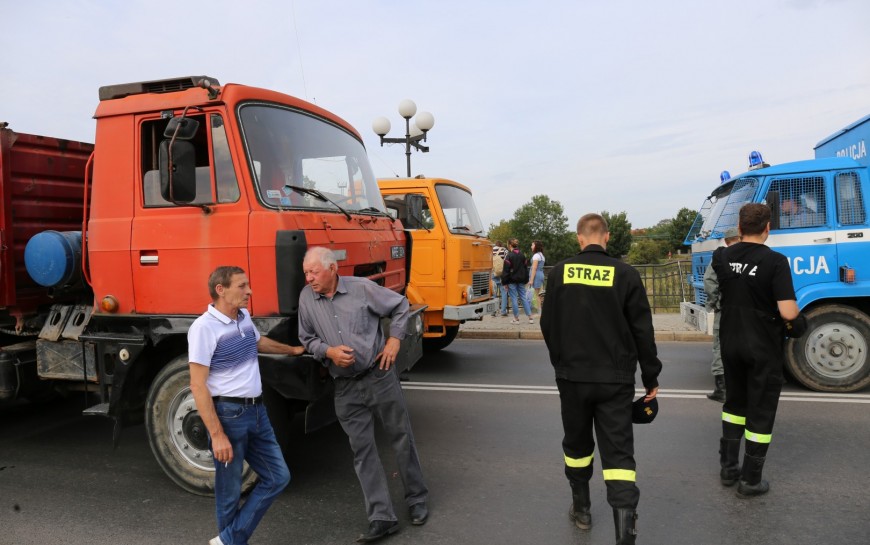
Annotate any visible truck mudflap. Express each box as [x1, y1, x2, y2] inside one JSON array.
[[395, 304, 426, 373], [444, 300, 495, 321]]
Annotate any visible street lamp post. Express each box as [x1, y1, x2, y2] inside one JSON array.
[[372, 99, 435, 177]]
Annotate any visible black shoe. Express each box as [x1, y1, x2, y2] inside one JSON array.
[[569, 502, 592, 530], [356, 520, 399, 542], [569, 481, 592, 530], [706, 375, 726, 403], [409, 502, 429, 525], [737, 479, 770, 498]]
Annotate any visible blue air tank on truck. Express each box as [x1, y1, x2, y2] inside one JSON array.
[[681, 113, 870, 393]]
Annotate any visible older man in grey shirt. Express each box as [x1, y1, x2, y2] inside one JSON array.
[[298, 246, 429, 543]]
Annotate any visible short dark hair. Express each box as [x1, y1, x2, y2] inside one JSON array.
[[577, 213, 608, 237], [208, 266, 246, 300], [739, 203, 771, 236], [509, 238, 519, 249], [532, 240, 544, 254]]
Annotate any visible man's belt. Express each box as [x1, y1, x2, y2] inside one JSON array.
[[338, 366, 376, 381], [212, 395, 263, 405]]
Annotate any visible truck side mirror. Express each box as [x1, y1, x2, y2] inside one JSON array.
[[405, 194, 425, 229], [766, 190, 780, 230], [163, 116, 200, 140], [159, 139, 197, 203]]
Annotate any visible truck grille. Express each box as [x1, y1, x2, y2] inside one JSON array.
[[472, 272, 491, 299]]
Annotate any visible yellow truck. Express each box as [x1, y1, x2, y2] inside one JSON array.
[[379, 177, 495, 351]]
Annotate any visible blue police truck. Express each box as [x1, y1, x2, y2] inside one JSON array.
[[681, 113, 870, 392]]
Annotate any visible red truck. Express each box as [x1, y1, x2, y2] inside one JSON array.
[[0, 76, 424, 495]]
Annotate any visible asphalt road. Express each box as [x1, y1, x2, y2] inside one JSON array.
[[1, 340, 868, 545]]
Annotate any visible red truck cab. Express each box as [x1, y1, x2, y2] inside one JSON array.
[[0, 76, 424, 495]]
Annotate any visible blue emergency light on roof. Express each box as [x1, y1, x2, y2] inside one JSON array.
[[748, 150, 765, 169], [720, 170, 731, 183]]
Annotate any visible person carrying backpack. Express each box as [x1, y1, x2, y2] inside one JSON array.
[[500, 238, 533, 324]]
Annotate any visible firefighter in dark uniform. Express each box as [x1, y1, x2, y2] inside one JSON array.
[[541, 213, 662, 545], [711, 203, 804, 498]]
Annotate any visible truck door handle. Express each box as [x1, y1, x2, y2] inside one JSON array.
[[813, 237, 832, 243], [140, 252, 159, 265]]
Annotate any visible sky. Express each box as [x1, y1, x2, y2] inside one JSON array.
[[2, 0, 869, 230]]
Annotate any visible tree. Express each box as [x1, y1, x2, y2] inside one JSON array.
[[667, 207, 698, 252], [486, 219, 513, 247], [627, 239, 667, 264], [600, 210, 632, 258], [509, 195, 576, 264]]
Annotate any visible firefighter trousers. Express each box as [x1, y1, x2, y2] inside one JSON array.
[[721, 345, 783, 458], [556, 380, 639, 509]]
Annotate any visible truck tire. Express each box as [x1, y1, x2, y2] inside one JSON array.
[[145, 354, 257, 496], [784, 305, 870, 393], [423, 325, 459, 352]]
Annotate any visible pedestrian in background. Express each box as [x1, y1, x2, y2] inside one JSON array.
[[492, 240, 509, 317], [298, 247, 429, 542], [703, 227, 740, 402], [501, 238, 533, 324], [188, 266, 303, 545], [527, 240, 545, 313], [712, 203, 805, 498], [541, 214, 662, 545]]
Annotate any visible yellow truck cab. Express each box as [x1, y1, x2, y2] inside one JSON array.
[[379, 177, 494, 350]]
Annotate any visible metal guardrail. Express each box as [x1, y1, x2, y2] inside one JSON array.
[[538, 260, 693, 314], [630, 260, 693, 313]]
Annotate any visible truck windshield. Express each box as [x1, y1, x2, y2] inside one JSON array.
[[434, 184, 485, 235], [238, 104, 386, 214], [687, 177, 759, 241]]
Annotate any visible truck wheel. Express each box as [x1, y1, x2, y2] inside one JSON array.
[[423, 325, 459, 352], [784, 305, 870, 392], [145, 354, 257, 496]]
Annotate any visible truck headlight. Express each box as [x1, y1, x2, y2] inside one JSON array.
[[465, 286, 474, 302]]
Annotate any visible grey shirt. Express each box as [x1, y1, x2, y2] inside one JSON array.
[[298, 275, 409, 378]]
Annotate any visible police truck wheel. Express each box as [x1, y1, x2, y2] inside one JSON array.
[[145, 354, 258, 496], [784, 305, 870, 393], [423, 325, 459, 352]]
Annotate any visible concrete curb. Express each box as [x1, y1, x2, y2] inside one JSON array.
[[458, 329, 710, 342]]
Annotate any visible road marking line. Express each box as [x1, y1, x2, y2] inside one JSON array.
[[401, 382, 870, 403]]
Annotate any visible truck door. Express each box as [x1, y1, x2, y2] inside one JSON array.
[[383, 191, 445, 295], [832, 170, 869, 275], [766, 175, 838, 292], [131, 113, 249, 314]]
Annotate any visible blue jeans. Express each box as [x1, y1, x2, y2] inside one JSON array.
[[493, 276, 508, 315], [507, 283, 532, 318], [212, 402, 290, 545]]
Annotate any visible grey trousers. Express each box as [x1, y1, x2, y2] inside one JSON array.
[[334, 367, 428, 522], [711, 311, 723, 376]]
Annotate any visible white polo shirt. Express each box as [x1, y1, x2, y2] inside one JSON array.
[[188, 305, 262, 397]]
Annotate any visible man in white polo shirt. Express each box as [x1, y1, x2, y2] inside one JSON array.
[[188, 265, 304, 545]]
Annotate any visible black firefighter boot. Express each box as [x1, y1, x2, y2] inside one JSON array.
[[736, 453, 770, 498], [706, 375, 726, 403], [719, 438, 741, 486], [568, 482, 592, 530], [613, 508, 638, 545]]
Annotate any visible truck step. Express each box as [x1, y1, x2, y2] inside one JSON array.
[[82, 403, 110, 417]]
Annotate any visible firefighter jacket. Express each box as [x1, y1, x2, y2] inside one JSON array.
[[540, 245, 661, 389]]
